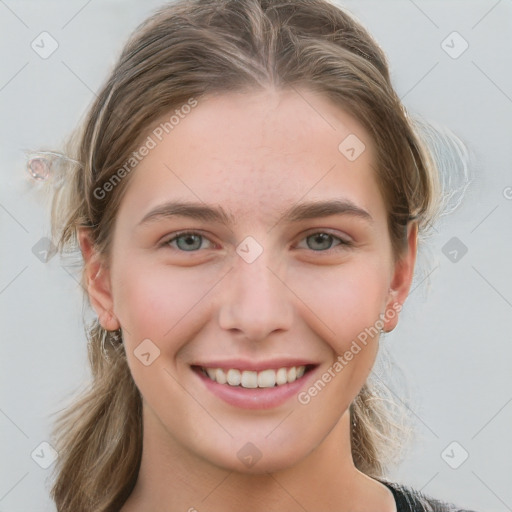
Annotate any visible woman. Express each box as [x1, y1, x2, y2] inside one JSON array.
[[46, 0, 477, 510]]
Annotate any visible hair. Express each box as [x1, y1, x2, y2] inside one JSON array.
[[45, 0, 452, 510]]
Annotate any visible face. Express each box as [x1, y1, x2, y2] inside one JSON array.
[[82, 88, 416, 474]]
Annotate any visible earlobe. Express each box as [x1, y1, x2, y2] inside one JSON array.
[[77, 228, 120, 331], [382, 222, 418, 333]]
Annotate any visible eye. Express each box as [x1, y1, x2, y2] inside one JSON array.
[[160, 231, 215, 251], [159, 230, 352, 253], [296, 231, 352, 252]]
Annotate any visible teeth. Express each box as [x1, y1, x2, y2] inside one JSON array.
[[257, 369, 276, 388], [226, 369, 241, 386], [276, 367, 288, 385], [241, 371, 258, 388], [202, 365, 307, 388], [215, 368, 227, 384]]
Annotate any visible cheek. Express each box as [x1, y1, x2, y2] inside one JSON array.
[[289, 256, 389, 354], [111, 259, 216, 401], [112, 257, 215, 342]]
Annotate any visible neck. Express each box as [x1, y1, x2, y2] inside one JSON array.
[[121, 406, 396, 512]]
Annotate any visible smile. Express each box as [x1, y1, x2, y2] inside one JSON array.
[[192, 361, 318, 409], [200, 366, 307, 388]]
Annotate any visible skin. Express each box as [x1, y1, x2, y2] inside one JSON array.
[[79, 87, 417, 512]]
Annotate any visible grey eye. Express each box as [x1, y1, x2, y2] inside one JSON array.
[[305, 233, 340, 251], [173, 233, 204, 251]]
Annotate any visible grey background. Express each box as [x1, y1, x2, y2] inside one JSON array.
[[0, 0, 511, 511]]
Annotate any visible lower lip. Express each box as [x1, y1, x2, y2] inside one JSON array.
[[194, 368, 315, 410]]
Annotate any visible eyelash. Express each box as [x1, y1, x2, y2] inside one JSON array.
[[159, 230, 353, 253]]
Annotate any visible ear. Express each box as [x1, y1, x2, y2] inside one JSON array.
[[383, 221, 418, 332], [77, 228, 119, 331]]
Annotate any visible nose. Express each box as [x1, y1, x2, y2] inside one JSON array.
[[217, 249, 294, 342]]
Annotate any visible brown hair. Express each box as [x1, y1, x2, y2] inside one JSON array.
[[47, 0, 442, 510]]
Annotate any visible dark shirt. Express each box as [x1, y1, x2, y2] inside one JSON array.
[[379, 480, 479, 512]]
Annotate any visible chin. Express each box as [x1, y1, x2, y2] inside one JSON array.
[[197, 435, 313, 475], [218, 452, 303, 475]]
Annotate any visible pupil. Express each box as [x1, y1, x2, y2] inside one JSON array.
[[309, 233, 332, 250], [179, 234, 200, 250]]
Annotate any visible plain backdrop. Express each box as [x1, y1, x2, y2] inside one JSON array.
[[0, 1, 511, 511]]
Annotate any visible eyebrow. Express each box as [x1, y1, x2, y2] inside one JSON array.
[[137, 199, 373, 227]]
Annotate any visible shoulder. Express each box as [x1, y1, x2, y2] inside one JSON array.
[[379, 480, 480, 512]]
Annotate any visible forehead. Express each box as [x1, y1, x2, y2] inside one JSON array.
[[116, 87, 386, 228]]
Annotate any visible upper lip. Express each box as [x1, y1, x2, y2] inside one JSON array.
[[191, 358, 318, 372]]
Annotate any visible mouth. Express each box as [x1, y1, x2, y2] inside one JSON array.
[[191, 362, 317, 409], [196, 364, 314, 388]]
